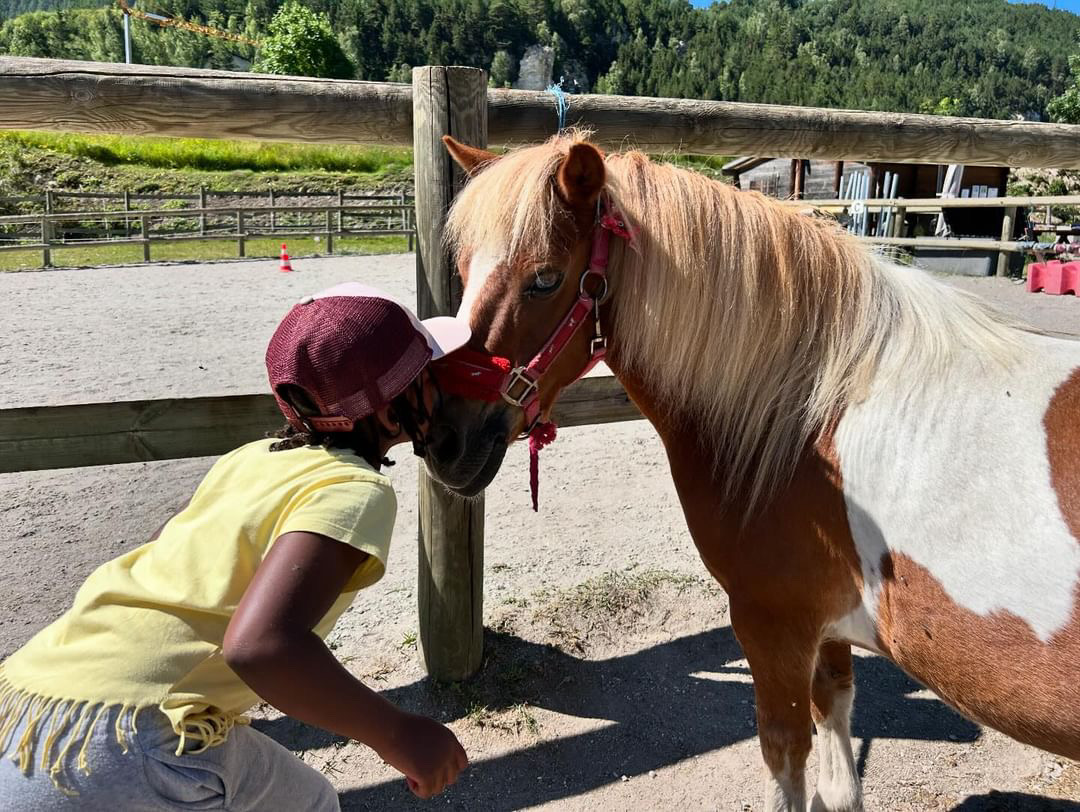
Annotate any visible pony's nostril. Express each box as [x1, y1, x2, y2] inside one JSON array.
[[433, 426, 463, 462]]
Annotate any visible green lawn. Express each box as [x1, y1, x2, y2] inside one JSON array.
[[0, 235, 410, 272], [1, 131, 413, 176]]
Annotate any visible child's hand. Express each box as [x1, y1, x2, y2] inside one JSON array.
[[379, 711, 468, 799]]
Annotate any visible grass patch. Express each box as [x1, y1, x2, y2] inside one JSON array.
[[531, 569, 705, 654], [0, 235, 409, 271], [464, 701, 540, 735], [1, 131, 413, 176], [537, 570, 700, 618]]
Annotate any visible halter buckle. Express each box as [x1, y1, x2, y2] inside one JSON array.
[[502, 367, 539, 408]]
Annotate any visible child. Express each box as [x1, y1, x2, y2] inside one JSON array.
[[0, 282, 471, 810]]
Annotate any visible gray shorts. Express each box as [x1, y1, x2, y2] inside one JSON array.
[[0, 703, 340, 811]]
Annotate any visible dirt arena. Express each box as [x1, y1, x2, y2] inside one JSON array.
[[2, 254, 1079, 810]]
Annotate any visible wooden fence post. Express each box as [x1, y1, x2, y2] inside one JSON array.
[[140, 215, 150, 262], [325, 208, 334, 254], [199, 187, 207, 236], [236, 210, 245, 257], [41, 216, 51, 268], [123, 189, 131, 239], [412, 65, 487, 681], [269, 189, 276, 232], [891, 206, 906, 238], [997, 205, 1017, 277]]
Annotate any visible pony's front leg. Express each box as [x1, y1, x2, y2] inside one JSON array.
[[810, 641, 862, 812], [734, 609, 817, 812]]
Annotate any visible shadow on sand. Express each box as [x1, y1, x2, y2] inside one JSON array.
[[255, 624, 993, 811]]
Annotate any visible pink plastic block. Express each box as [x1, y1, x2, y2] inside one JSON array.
[[1028, 260, 1079, 296]]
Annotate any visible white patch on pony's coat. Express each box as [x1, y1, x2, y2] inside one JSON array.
[[457, 250, 499, 325], [827, 608, 882, 655], [835, 333, 1080, 644]]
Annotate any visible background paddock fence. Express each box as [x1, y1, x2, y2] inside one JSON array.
[[3, 55, 1080, 679], [0, 188, 408, 212], [0, 201, 416, 267]]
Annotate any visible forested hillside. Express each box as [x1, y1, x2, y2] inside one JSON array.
[[1, 0, 1077, 120], [0, 1, 104, 18]]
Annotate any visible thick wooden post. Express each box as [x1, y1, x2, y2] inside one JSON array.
[[412, 65, 486, 681], [236, 210, 245, 257], [325, 208, 334, 254], [199, 187, 207, 236], [997, 205, 1017, 277]]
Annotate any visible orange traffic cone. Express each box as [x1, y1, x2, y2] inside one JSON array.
[[279, 243, 293, 273]]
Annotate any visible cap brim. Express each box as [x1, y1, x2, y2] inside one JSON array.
[[419, 316, 472, 359]]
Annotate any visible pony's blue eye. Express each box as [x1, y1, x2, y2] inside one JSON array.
[[526, 268, 564, 297]]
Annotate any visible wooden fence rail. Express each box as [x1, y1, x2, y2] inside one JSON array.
[[0, 203, 414, 225], [0, 190, 407, 209], [0, 376, 641, 475], [799, 194, 1080, 210], [796, 193, 1080, 274], [3, 57, 1080, 168]]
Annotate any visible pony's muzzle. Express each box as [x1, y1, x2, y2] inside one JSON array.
[[424, 396, 513, 496]]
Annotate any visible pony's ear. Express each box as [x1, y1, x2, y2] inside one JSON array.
[[556, 142, 606, 212], [443, 136, 499, 177]]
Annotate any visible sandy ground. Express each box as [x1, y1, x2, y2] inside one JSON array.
[[2, 254, 1079, 811]]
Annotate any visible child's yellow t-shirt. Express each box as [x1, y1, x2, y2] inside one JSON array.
[[0, 437, 396, 771]]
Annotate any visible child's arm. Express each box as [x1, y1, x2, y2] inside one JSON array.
[[223, 531, 468, 799]]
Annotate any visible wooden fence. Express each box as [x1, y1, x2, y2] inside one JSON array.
[[0, 189, 406, 212], [0, 201, 415, 267], [798, 193, 1080, 277], [4, 56, 1080, 679]]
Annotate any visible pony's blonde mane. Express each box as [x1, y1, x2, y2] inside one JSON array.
[[447, 131, 1025, 511]]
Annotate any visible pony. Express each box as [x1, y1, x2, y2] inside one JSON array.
[[425, 130, 1080, 811]]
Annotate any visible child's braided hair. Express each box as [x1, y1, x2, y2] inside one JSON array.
[[268, 373, 437, 470]]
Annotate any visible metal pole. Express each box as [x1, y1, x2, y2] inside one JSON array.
[[123, 9, 132, 64]]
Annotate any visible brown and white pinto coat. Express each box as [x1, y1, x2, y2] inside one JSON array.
[[428, 134, 1080, 811]]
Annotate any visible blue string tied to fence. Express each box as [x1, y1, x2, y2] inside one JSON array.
[[545, 83, 569, 133]]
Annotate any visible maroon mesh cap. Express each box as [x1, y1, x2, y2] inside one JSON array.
[[266, 283, 470, 433]]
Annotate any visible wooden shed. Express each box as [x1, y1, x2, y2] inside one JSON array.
[[722, 157, 1014, 238], [722, 157, 1021, 275]]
